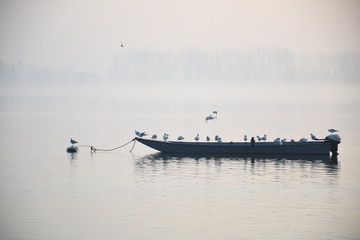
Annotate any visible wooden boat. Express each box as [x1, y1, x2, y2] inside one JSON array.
[[135, 137, 339, 155]]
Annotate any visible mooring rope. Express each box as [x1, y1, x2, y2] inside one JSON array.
[[77, 138, 136, 152]]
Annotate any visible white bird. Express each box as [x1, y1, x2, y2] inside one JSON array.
[[281, 138, 287, 144], [261, 135, 267, 141], [205, 111, 218, 122], [135, 130, 147, 137], [274, 138, 280, 142], [299, 138, 308, 142], [205, 115, 216, 122], [163, 133, 169, 141], [217, 137, 222, 143], [257, 136, 262, 141], [151, 134, 157, 139], [310, 134, 318, 140], [215, 135, 219, 141], [206, 136, 210, 141], [328, 129, 339, 133], [244, 135, 247, 141], [177, 136, 184, 141], [70, 138, 78, 145], [195, 134, 200, 141]]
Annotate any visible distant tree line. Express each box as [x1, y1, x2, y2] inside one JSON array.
[[109, 47, 360, 84], [1, 47, 359, 85]]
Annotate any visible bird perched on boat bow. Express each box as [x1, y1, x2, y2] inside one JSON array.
[[257, 136, 262, 141], [151, 134, 157, 139], [135, 130, 147, 137], [206, 136, 210, 141], [244, 135, 247, 142], [70, 138, 78, 145], [177, 136, 184, 141]]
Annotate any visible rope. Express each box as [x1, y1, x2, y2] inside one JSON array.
[[129, 139, 137, 152], [77, 138, 136, 152]]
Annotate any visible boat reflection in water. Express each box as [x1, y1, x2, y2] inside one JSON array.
[[134, 152, 339, 176]]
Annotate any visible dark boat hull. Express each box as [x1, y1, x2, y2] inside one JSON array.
[[135, 137, 331, 155]]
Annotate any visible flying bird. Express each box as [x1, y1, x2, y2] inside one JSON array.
[[70, 138, 78, 145], [205, 111, 218, 122], [328, 129, 339, 133], [205, 115, 216, 122]]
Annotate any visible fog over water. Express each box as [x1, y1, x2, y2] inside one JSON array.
[[1, 0, 360, 239]]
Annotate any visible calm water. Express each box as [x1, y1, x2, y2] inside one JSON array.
[[0, 83, 360, 240]]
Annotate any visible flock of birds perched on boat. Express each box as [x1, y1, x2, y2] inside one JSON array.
[[134, 129, 339, 143], [69, 129, 339, 147]]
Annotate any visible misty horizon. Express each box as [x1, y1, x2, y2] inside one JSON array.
[[1, 47, 359, 85]]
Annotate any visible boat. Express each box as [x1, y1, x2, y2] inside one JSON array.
[[135, 136, 340, 155]]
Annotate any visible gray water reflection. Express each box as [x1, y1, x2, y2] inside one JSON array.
[[134, 153, 339, 178]]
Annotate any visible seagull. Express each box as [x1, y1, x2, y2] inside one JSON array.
[[177, 136, 184, 141], [163, 133, 169, 141], [70, 138, 78, 145], [257, 136, 262, 141], [310, 134, 318, 140], [205, 111, 218, 122], [328, 129, 339, 133], [274, 138, 280, 142], [206, 136, 210, 141], [195, 134, 200, 141], [261, 135, 267, 141], [135, 130, 147, 137], [215, 135, 219, 141], [217, 137, 222, 143], [205, 115, 216, 122], [290, 139, 295, 142], [151, 134, 157, 139], [281, 138, 287, 144], [299, 138, 308, 142], [244, 135, 247, 142]]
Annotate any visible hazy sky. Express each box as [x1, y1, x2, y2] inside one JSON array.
[[0, 0, 359, 72]]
